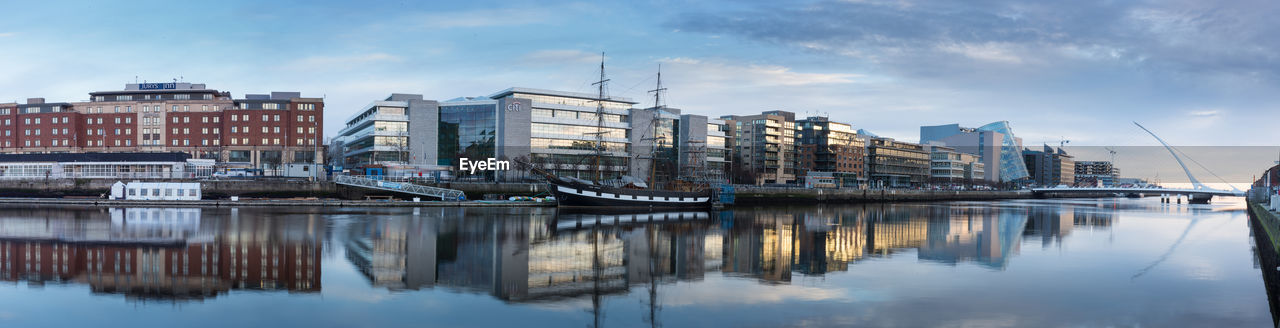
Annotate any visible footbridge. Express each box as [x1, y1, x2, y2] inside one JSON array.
[[334, 175, 466, 201], [1035, 122, 1244, 204], [1030, 187, 1243, 203]]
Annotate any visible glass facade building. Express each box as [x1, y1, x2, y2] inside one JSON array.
[[437, 102, 496, 167]]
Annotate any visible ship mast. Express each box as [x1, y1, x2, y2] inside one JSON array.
[[646, 65, 667, 188], [590, 53, 610, 182]]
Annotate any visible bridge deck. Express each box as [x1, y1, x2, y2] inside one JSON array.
[[334, 175, 467, 200], [1029, 187, 1243, 197]]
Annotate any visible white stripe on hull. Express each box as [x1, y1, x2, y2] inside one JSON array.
[[555, 186, 709, 203]]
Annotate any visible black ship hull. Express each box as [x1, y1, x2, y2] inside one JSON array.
[[547, 178, 712, 208]]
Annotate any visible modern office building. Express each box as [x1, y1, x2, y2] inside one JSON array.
[[336, 88, 639, 182], [490, 87, 635, 181], [0, 83, 323, 172], [333, 94, 436, 168], [919, 122, 1029, 183], [1074, 160, 1119, 187], [796, 116, 865, 187], [925, 144, 985, 183], [1023, 145, 1075, 186], [866, 137, 930, 188], [630, 106, 681, 185], [695, 117, 731, 183], [720, 110, 798, 185]]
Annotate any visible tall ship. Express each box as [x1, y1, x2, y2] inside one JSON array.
[[534, 57, 713, 208]]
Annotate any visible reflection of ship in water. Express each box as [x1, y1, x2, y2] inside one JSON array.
[[0, 207, 322, 302]]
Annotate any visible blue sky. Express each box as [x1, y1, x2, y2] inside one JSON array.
[[1, 0, 1277, 148]]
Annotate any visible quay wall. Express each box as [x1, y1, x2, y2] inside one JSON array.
[[0, 178, 549, 199], [731, 188, 1041, 204]]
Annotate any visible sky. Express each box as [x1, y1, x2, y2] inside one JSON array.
[[1, 0, 1278, 153]]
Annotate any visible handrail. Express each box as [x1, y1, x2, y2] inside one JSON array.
[[334, 175, 466, 200]]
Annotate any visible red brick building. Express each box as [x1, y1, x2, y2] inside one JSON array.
[[0, 83, 323, 171]]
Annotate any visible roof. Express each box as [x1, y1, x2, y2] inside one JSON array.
[[0, 152, 191, 163], [488, 87, 637, 104]]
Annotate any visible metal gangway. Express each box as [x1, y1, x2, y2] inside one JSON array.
[[334, 175, 466, 201]]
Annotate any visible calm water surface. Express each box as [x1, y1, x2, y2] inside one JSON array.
[[0, 198, 1271, 327]]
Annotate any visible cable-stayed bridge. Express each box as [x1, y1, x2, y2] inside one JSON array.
[[1030, 122, 1243, 204]]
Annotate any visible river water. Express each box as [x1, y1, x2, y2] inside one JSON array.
[[0, 198, 1271, 327]]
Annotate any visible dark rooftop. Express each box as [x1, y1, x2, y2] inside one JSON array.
[[0, 152, 191, 163]]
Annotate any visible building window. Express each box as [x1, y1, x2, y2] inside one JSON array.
[[308, 115, 315, 122], [231, 115, 238, 122], [172, 105, 179, 111], [172, 117, 179, 123], [261, 127, 268, 133], [273, 138, 280, 145], [262, 114, 269, 121], [263, 103, 279, 110], [213, 117, 220, 123], [126, 117, 132, 124], [183, 128, 189, 134], [231, 138, 238, 145], [231, 127, 238, 133], [97, 118, 102, 124], [33, 118, 40, 124], [115, 118, 121, 124]]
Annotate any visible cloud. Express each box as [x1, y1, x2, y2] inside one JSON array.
[[519, 50, 600, 66], [0, 32, 15, 38], [666, 0, 1280, 79], [284, 53, 402, 71], [1188, 110, 1221, 117], [410, 7, 556, 29], [658, 57, 859, 87]]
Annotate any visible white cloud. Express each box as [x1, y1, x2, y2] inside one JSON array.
[[0, 32, 15, 38], [658, 57, 859, 87], [412, 7, 554, 29], [938, 42, 1025, 64], [519, 50, 600, 65], [1188, 109, 1221, 117], [285, 53, 402, 71]]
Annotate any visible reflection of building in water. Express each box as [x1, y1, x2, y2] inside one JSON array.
[[918, 206, 1028, 269], [0, 208, 322, 301], [345, 210, 722, 302], [794, 211, 868, 275], [866, 206, 930, 256], [722, 212, 795, 283]]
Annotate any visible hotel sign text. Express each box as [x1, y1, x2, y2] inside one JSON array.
[[139, 83, 177, 90]]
